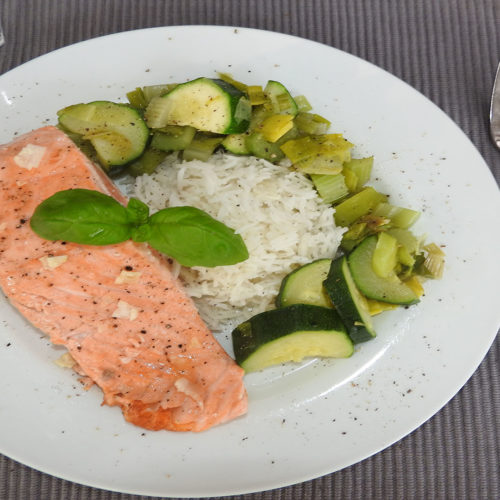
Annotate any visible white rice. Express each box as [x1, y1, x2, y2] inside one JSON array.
[[133, 153, 345, 331]]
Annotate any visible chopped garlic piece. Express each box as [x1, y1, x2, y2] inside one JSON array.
[[115, 270, 142, 284], [16, 180, 27, 187], [39, 255, 68, 270], [188, 337, 202, 349], [0, 223, 6, 232], [174, 378, 204, 408], [112, 300, 139, 321], [14, 144, 47, 170], [54, 352, 76, 368]]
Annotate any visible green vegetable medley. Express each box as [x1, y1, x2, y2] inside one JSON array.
[[31, 73, 445, 373]]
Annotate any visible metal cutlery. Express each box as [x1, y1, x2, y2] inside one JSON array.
[[490, 63, 500, 149], [0, 18, 4, 47]]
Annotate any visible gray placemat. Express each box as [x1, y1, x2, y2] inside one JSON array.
[[0, 1, 499, 499]]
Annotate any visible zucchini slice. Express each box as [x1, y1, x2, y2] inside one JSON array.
[[57, 101, 149, 169], [222, 133, 250, 155], [348, 235, 420, 305], [276, 259, 333, 308], [264, 80, 298, 116], [232, 304, 353, 372], [145, 77, 251, 134], [323, 256, 376, 343]]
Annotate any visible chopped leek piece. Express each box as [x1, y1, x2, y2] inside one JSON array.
[[392, 208, 420, 229], [419, 243, 445, 279], [260, 114, 295, 142], [245, 132, 285, 162], [373, 202, 420, 229], [372, 232, 398, 278], [142, 84, 177, 103], [281, 134, 353, 174], [294, 112, 331, 135], [182, 134, 223, 162], [310, 173, 349, 203], [293, 95, 313, 112], [340, 221, 373, 253], [343, 157, 373, 190], [397, 245, 416, 267], [294, 155, 344, 175], [361, 214, 391, 231], [217, 72, 248, 92], [333, 187, 388, 227], [404, 275, 425, 297], [126, 88, 148, 109], [366, 298, 399, 316], [342, 222, 367, 241], [150, 126, 196, 152], [342, 167, 359, 192], [386, 228, 420, 254], [281, 134, 351, 163], [340, 238, 363, 253], [249, 105, 274, 130], [247, 85, 267, 105], [127, 147, 167, 177]]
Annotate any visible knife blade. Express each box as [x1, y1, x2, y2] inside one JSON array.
[[490, 63, 500, 149]]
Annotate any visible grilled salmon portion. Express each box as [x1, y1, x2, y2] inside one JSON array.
[[0, 126, 247, 432]]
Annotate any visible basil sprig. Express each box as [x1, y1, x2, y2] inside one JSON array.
[[30, 189, 249, 267]]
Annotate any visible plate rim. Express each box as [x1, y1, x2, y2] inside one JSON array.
[[0, 24, 499, 497]]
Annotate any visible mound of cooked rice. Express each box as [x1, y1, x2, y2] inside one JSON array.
[[133, 153, 345, 331]]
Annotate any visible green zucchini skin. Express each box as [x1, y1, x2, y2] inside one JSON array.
[[232, 304, 353, 372], [264, 80, 298, 116], [323, 256, 377, 343], [276, 259, 333, 308], [348, 236, 419, 305], [146, 77, 251, 134]]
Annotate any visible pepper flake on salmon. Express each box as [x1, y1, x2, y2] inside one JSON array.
[[0, 126, 247, 432]]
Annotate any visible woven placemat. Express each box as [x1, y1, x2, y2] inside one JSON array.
[[0, 1, 499, 499]]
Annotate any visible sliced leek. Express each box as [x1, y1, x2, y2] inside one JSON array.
[[333, 187, 387, 227], [373, 202, 420, 229], [311, 173, 349, 203]]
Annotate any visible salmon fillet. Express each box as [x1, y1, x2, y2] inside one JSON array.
[[0, 126, 247, 432]]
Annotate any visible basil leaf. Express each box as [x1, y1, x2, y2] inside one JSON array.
[[30, 189, 132, 245], [130, 223, 151, 243], [146, 206, 249, 267], [126, 198, 149, 225], [31, 190, 249, 268]]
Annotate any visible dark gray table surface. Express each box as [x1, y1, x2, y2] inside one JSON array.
[[0, 1, 499, 499]]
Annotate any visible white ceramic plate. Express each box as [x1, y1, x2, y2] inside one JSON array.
[[0, 26, 499, 498]]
